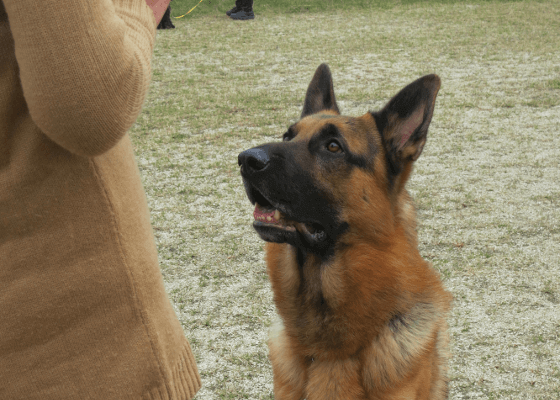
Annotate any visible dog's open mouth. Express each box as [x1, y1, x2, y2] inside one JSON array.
[[254, 204, 294, 230], [250, 190, 327, 244]]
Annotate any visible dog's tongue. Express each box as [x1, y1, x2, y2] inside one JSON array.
[[254, 204, 280, 223]]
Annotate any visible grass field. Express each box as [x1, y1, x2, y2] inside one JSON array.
[[129, 1, 560, 398]]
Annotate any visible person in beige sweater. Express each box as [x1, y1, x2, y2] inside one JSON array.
[[0, 1, 201, 399]]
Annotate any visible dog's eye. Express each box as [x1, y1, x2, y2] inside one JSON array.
[[327, 141, 342, 153]]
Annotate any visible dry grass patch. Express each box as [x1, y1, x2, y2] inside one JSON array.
[[130, 2, 560, 398]]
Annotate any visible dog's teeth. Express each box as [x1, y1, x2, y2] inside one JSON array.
[[267, 216, 272, 222], [274, 210, 280, 221]]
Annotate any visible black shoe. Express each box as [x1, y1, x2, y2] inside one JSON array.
[[226, 6, 239, 16], [229, 9, 254, 20]]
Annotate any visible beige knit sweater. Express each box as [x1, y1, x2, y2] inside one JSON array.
[[0, 1, 201, 399]]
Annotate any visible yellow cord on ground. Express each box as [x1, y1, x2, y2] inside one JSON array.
[[174, 0, 206, 18]]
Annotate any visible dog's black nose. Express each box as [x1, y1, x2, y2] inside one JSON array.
[[238, 148, 269, 172]]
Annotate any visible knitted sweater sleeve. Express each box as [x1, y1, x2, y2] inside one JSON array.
[[3, 0, 157, 157]]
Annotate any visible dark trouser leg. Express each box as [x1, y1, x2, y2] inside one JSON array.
[[240, 0, 253, 11], [157, 6, 175, 29]]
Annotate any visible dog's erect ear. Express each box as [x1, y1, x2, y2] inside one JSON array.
[[301, 63, 340, 118], [373, 74, 441, 180]]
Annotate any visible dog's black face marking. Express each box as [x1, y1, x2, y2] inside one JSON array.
[[239, 110, 376, 257], [311, 123, 372, 170], [286, 121, 371, 169], [238, 138, 350, 256]]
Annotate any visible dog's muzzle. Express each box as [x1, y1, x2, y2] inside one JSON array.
[[238, 145, 328, 247]]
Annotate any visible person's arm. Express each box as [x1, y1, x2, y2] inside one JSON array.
[[145, 0, 172, 25], [4, 0, 158, 157]]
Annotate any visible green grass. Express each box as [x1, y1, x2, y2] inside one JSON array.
[[170, 0, 531, 17], [132, 1, 560, 398]]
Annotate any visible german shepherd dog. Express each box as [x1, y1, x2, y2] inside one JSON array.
[[238, 64, 452, 399]]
